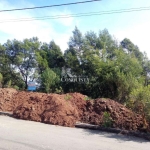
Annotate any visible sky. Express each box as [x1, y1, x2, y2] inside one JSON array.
[[0, 0, 150, 57]]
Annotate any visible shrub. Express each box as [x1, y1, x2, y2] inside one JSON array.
[[102, 111, 113, 128], [13, 85, 19, 90], [129, 85, 150, 123]]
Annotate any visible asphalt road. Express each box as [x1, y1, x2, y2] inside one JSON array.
[[0, 115, 149, 150]]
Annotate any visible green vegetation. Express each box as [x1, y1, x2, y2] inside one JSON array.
[[0, 27, 150, 123], [64, 94, 72, 101], [84, 96, 92, 100], [13, 85, 19, 90], [102, 112, 113, 128], [0, 73, 3, 88], [129, 86, 150, 121], [41, 68, 57, 93]]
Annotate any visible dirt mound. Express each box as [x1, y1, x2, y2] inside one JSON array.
[[82, 98, 145, 131], [0, 88, 148, 131], [13, 92, 79, 127], [65, 93, 87, 121], [0, 88, 18, 112]]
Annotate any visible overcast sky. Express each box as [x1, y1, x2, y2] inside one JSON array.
[[0, 0, 150, 57]]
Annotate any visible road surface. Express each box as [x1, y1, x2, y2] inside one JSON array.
[[0, 115, 149, 150]]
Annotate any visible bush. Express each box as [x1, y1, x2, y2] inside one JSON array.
[[102, 111, 113, 128], [13, 85, 19, 90], [129, 85, 150, 123]]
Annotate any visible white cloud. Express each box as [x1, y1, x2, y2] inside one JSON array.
[[114, 22, 150, 58], [50, 10, 74, 27], [0, 0, 78, 52]]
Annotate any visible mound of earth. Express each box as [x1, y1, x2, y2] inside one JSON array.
[[82, 98, 146, 131], [0, 88, 18, 112], [13, 92, 79, 127], [66, 93, 87, 121], [0, 88, 148, 131]]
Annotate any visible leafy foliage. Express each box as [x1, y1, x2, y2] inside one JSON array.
[[102, 112, 113, 128], [41, 68, 57, 93], [129, 86, 150, 122], [1, 27, 150, 123]]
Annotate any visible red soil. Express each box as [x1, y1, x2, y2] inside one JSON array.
[[0, 88, 148, 131]]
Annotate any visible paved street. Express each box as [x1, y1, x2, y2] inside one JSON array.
[[0, 115, 149, 150]]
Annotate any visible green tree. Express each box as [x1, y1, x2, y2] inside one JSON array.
[[68, 26, 84, 66], [85, 31, 97, 47], [68, 26, 84, 52], [36, 49, 48, 74], [41, 68, 57, 93], [3, 37, 40, 89], [141, 52, 150, 86], [0, 43, 24, 88], [121, 38, 143, 62], [63, 27, 88, 93], [98, 29, 118, 60], [42, 41, 64, 69]]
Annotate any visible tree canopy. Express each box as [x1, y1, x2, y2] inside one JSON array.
[[0, 27, 150, 121]]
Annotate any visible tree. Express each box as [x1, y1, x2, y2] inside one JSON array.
[[141, 52, 150, 86], [41, 41, 64, 69], [0, 43, 24, 88], [121, 38, 143, 62], [41, 68, 57, 93], [3, 37, 40, 89], [98, 29, 118, 60], [68, 27, 84, 65], [69, 26, 84, 51], [64, 47, 81, 74], [85, 31, 97, 47], [36, 49, 48, 74], [114, 49, 143, 77]]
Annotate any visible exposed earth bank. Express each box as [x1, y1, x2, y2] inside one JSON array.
[[0, 88, 149, 131]]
